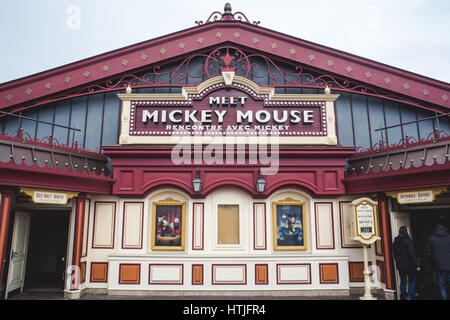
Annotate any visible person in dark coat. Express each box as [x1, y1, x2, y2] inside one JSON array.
[[393, 226, 420, 300], [426, 224, 450, 300]]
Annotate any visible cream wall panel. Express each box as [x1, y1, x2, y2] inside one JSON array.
[[277, 264, 310, 284], [339, 202, 361, 248], [81, 199, 90, 256], [122, 202, 143, 249], [192, 203, 204, 250], [315, 203, 334, 249], [253, 203, 266, 250], [212, 265, 246, 284], [93, 202, 116, 248], [209, 188, 250, 252], [149, 265, 183, 284]]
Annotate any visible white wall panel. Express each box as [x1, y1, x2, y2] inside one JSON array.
[[192, 203, 204, 250], [81, 199, 90, 256], [149, 264, 183, 284], [212, 265, 246, 284], [315, 203, 334, 249], [93, 202, 116, 248], [253, 203, 266, 250], [122, 202, 143, 249], [277, 264, 311, 284], [339, 202, 361, 248]]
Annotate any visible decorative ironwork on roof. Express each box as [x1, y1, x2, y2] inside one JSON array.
[[0, 130, 111, 178], [195, 3, 260, 26], [345, 130, 450, 177]]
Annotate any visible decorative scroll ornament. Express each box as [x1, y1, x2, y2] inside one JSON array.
[[195, 3, 260, 26]]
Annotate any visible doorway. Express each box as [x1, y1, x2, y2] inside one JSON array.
[[410, 209, 450, 299], [23, 211, 70, 292]]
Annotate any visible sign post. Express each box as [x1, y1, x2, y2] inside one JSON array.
[[352, 197, 380, 300]]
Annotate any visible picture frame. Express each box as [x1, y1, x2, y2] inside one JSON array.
[[151, 197, 186, 251], [272, 197, 307, 250]]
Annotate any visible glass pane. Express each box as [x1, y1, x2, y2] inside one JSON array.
[[384, 100, 402, 145], [400, 105, 419, 141], [352, 94, 371, 148], [367, 97, 386, 147], [218, 204, 239, 245], [335, 92, 354, 146]]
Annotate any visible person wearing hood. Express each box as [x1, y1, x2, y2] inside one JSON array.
[[426, 224, 450, 300], [393, 226, 420, 300]]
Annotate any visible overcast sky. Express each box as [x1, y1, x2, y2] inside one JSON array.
[[1, 0, 449, 84]]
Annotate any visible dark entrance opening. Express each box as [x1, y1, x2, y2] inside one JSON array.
[[410, 209, 450, 300], [24, 211, 70, 292]]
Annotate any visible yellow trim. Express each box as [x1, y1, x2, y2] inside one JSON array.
[[151, 197, 186, 251], [272, 197, 307, 251], [352, 198, 379, 244], [19, 187, 78, 205], [386, 187, 447, 204]]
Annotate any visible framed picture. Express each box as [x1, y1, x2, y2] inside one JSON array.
[[272, 198, 307, 250], [151, 197, 186, 251]]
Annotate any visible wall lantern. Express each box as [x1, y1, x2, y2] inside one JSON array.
[[192, 168, 202, 193], [256, 168, 266, 193]]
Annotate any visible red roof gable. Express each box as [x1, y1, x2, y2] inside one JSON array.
[[1, 7, 449, 113]]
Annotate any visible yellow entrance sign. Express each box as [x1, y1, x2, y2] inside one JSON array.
[[386, 187, 447, 204], [20, 188, 79, 205]]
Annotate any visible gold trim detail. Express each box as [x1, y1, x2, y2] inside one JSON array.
[[151, 197, 186, 251], [272, 197, 307, 251]]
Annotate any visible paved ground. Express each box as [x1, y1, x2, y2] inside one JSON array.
[[7, 291, 387, 300]]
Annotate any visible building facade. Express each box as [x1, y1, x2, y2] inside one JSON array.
[[0, 5, 449, 299]]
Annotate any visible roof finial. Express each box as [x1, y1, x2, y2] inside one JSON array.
[[224, 3, 232, 15]]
